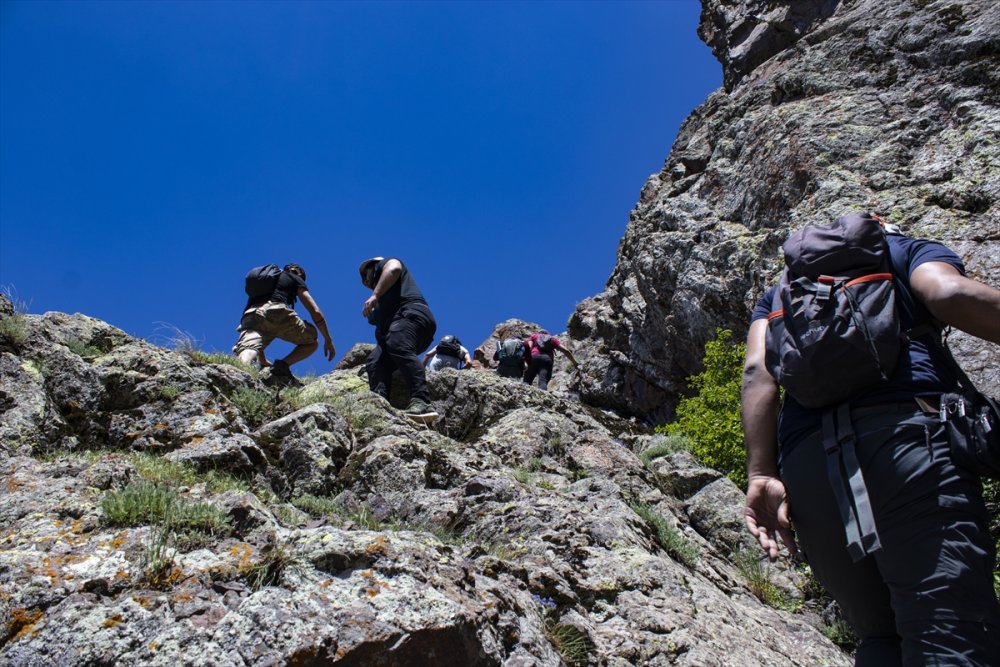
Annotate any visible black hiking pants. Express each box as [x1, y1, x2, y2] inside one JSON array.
[[367, 303, 436, 404], [780, 404, 1000, 666], [523, 353, 554, 390]]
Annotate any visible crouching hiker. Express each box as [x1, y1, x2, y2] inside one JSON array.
[[233, 263, 334, 382], [742, 211, 1000, 666], [359, 257, 439, 423], [493, 337, 528, 379], [523, 330, 577, 390], [424, 335, 473, 372]]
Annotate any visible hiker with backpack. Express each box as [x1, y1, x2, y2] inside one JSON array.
[[493, 337, 528, 379], [424, 335, 473, 372], [523, 330, 578, 390], [232, 263, 334, 381], [742, 211, 1000, 665], [359, 257, 438, 423]]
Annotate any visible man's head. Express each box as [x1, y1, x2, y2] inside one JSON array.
[[284, 263, 306, 281], [358, 257, 384, 288]]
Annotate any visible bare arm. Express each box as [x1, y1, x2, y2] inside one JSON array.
[[557, 345, 578, 366], [423, 351, 434, 367], [299, 288, 335, 361], [910, 262, 1000, 344], [362, 259, 402, 318], [742, 319, 795, 560]]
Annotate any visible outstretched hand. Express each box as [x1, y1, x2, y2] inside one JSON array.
[[744, 475, 796, 561], [323, 339, 335, 361]]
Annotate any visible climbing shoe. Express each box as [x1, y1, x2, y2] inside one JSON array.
[[403, 399, 439, 424], [263, 360, 300, 387]]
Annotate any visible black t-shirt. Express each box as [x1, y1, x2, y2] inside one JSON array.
[[246, 270, 307, 309], [370, 258, 427, 327], [751, 234, 965, 447]]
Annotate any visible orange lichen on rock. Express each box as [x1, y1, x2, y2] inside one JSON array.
[[7, 607, 44, 641], [102, 613, 124, 629]]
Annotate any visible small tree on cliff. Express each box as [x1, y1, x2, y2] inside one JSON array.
[[662, 328, 747, 488]]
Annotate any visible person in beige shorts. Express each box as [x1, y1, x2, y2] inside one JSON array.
[[233, 263, 334, 378]]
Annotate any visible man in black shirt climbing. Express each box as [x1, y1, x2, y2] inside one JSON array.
[[359, 257, 438, 423], [233, 263, 334, 381]]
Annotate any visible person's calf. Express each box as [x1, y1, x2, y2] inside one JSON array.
[[284, 340, 319, 366]]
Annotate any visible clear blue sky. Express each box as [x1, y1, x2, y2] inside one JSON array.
[[1, 0, 719, 375]]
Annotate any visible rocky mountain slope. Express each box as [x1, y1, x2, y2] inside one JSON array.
[[4, 0, 997, 664], [0, 300, 851, 665], [570, 0, 999, 421]]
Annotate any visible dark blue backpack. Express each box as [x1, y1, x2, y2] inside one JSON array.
[[764, 212, 901, 408]]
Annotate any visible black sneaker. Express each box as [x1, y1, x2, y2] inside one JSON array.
[[271, 360, 292, 377], [404, 399, 439, 423]]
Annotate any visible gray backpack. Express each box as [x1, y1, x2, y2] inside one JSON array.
[[764, 212, 901, 408]]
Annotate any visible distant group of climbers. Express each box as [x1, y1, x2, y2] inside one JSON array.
[[232, 256, 579, 424]]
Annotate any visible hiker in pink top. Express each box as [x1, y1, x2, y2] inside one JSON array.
[[523, 330, 578, 390]]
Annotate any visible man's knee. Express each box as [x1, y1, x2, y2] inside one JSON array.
[[237, 349, 258, 365]]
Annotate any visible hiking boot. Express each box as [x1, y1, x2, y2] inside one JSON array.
[[403, 399, 439, 424], [262, 361, 300, 388], [271, 360, 292, 377]]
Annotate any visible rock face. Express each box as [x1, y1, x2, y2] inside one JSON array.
[[0, 312, 850, 665], [571, 0, 1000, 421]]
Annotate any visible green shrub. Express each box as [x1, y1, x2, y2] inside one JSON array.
[[662, 328, 747, 488], [630, 502, 699, 567]]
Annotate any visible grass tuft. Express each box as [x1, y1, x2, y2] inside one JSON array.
[[101, 480, 231, 536], [0, 314, 28, 347], [821, 619, 858, 651], [734, 547, 795, 610], [292, 493, 343, 517], [638, 434, 691, 466], [160, 383, 182, 400], [544, 619, 594, 666], [65, 338, 103, 360], [630, 502, 699, 567], [230, 385, 276, 427]]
